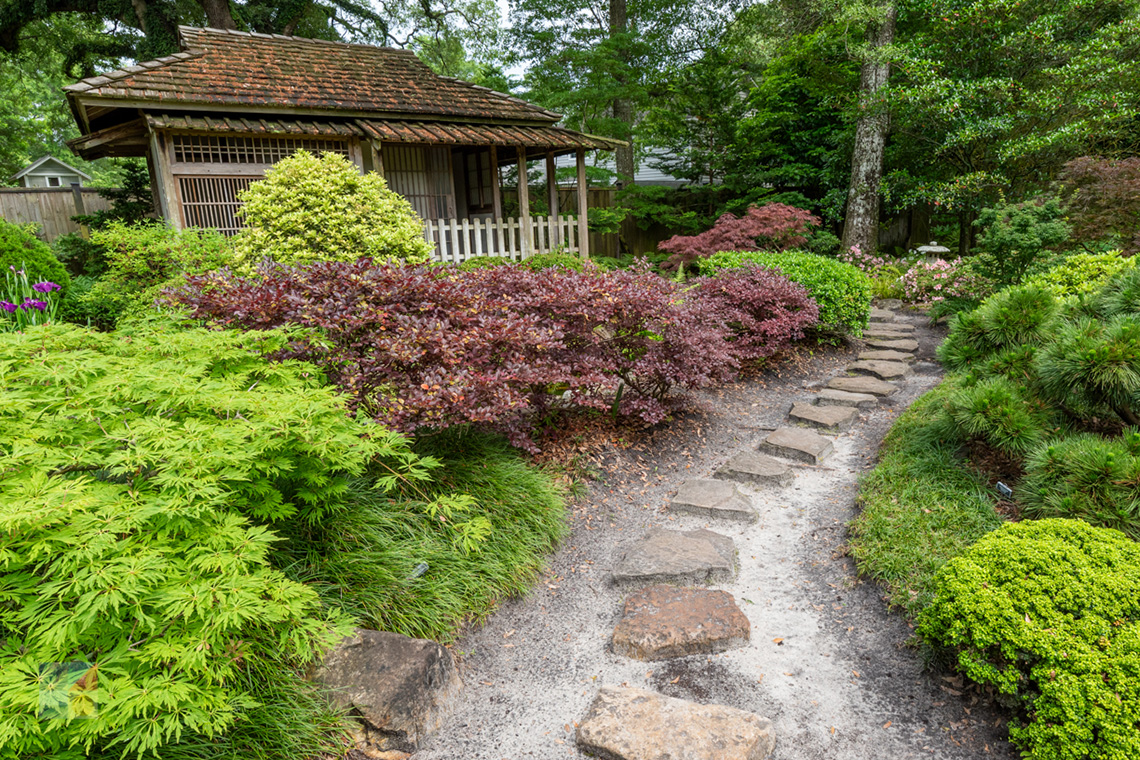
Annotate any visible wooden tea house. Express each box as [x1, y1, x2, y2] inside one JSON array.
[[64, 26, 621, 261]]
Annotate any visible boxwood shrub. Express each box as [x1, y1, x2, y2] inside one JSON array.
[[698, 249, 871, 336], [918, 519, 1140, 760]]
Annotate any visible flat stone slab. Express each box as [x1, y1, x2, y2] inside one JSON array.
[[577, 686, 776, 760], [789, 402, 857, 432], [816, 388, 878, 409], [828, 375, 898, 397], [669, 479, 756, 522], [859, 349, 915, 363], [612, 585, 751, 660], [847, 359, 912, 380], [613, 528, 735, 586], [759, 427, 833, 465], [868, 307, 896, 323], [863, 324, 916, 338], [876, 298, 903, 310], [714, 451, 794, 487], [865, 337, 919, 352]]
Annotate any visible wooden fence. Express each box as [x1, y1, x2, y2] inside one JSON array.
[[0, 187, 114, 241], [425, 214, 581, 263]]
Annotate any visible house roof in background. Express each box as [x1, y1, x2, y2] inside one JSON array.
[[65, 27, 562, 125], [8, 155, 92, 182]]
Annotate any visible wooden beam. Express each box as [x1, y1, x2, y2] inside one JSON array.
[[576, 147, 589, 259], [546, 150, 559, 246], [370, 140, 385, 176], [517, 146, 531, 258], [490, 145, 502, 220], [148, 130, 181, 230]]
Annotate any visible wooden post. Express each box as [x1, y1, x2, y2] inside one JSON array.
[[490, 146, 503, 219], [370, 140, 385, 177], [575, 147, 589, 259], [517, 146, 531, 258], [545, 150, 560, 247], [70, 183, 90, 240], [148, 130, 181, 229]]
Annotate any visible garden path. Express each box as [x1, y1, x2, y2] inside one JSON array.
[[414, 304, 1016, 760]]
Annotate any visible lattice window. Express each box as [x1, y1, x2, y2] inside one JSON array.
[[171, 134, 349, 164], [384, 145, 455, 220], [178, 176, 257, 235]]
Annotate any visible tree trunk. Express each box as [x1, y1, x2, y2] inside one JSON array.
[[841, 2, 897, 255], [610, 0, 635, 189], [199, 0, 237, 29]]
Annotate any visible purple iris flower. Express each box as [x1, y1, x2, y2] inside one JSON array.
[[0, 301, 16, 313], [20, 298, 47, 311], [32, 281, 61, 293]]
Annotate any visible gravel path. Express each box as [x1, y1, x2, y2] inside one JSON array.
[[414, 308, 1016, 760]]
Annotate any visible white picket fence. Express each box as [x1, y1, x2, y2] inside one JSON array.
[[425, 215, 581, 264]]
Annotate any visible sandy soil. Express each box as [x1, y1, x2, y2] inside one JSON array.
[[413, 311, 1016, 760]]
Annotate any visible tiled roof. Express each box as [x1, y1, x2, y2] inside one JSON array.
[[65, 27, 561, 123], [144, 113, 363, 137], [356, 119, 621, 149]]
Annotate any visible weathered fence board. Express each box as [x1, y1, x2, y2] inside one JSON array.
[[0, 187, 114, 241], [425, 214, 580, 263]]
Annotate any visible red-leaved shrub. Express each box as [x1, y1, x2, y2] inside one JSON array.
[[658, 203, 821, 272], [168, 259, 820, 447], [692, 265, 820, 362], [1061, 156, 1140, 254]]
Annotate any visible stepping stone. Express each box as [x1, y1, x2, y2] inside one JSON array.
[[816, 388, 878, 409], [612, 528, 735, 586], [789, 402, 857, 433], [859, 349, 915, 363], [868, 307, 896, 323], [759, 427, 833, 465], [611, 585, 751, 661], [847, 359, 912, 381], [577, 686, 776, 760], [828, 375, 898, 397], [866, 337, 919, 352], [876, 298, 903, 310], [669, 479, 756, 522], [863, 324, 915, 338], [714, 451, 794, 487]]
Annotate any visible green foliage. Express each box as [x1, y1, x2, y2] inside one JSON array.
[[1090, 265, 1140, 319], [234, 151, 432, 268], [78, 222, 232, 329], [850, 380, 1004, 616], [457, 256, 512, 272], [917, 519, 1140, 760], [587, 205, 627, 235], [0, 218, 69, 299], [1020, 431, 1140, 538], [274, 428, 567, 642], [0, 321, 437, 758], [937, 285, 1060, 373], [945, 376, 1052, 457], [1036, 315, 1140, 426], [520, 252, 585, 271], [970, 198, 1072, 289], [698, 249, 871, 336], [52, 233, 107, 279], [1022, 251, 1137, 300]]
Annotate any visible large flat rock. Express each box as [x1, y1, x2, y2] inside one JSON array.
[[816, 388, 878, 409], [577, 686, 776, 760], [868, 307, 896, 323], [863, 324, 916, 338], [789, 401, 857, 432], [714, 451, 794, 487], [865, 337, 919, 352], [612, 585, 751, 660], [669, 479, 756, 522], [847, 359, 912, 380], [759, 427, 833, 465], [828, 375, 898, 397], [313, 629, 462, 754], [858, 349, 915, 363], [876, 298, 903, 310], [612, 528, 735, 586]]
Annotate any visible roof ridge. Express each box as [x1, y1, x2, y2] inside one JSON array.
[[63, 49, 205, 93], [178, 25, 418, 56]]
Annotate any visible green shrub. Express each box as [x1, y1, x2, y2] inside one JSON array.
[[235, 151, 433, 267], [918, 519, 1140, 760], [457, 255, 512, 272], [79, 221, 233, 328], [1036, 315, 1140, 426], [0, 322, 434, 758], [1022, 251, 1136, 300], [0, 218, 70, 298], [52, 232, 107, 278], [698, 249, 872, 336], [1090, 265, 1140, 319], [1020, 431, 1140, 537], [945, 376, 1053, 456], [850, 379, 1003, 616], [520, 251, 586, 272], [971, 197, 1071, 288], [937, 285, 1059, 373], [274, 428, 567, 642]]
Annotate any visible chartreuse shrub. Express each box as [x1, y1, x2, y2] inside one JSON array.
[[0, 217, 69, 299], [457, 255, 511, 272], [234, 151, 433, 268], [1022, 251, 1136, 300], [76, 221, 233, 329], [918, 519, 1140, 760], [520, 251, 586, 271], [698, 249, 871, 337], [0, 322, 441, 759]]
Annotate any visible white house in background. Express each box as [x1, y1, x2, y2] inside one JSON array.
[[9, 156, 92, 188], [553, 149, 696, 188]]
